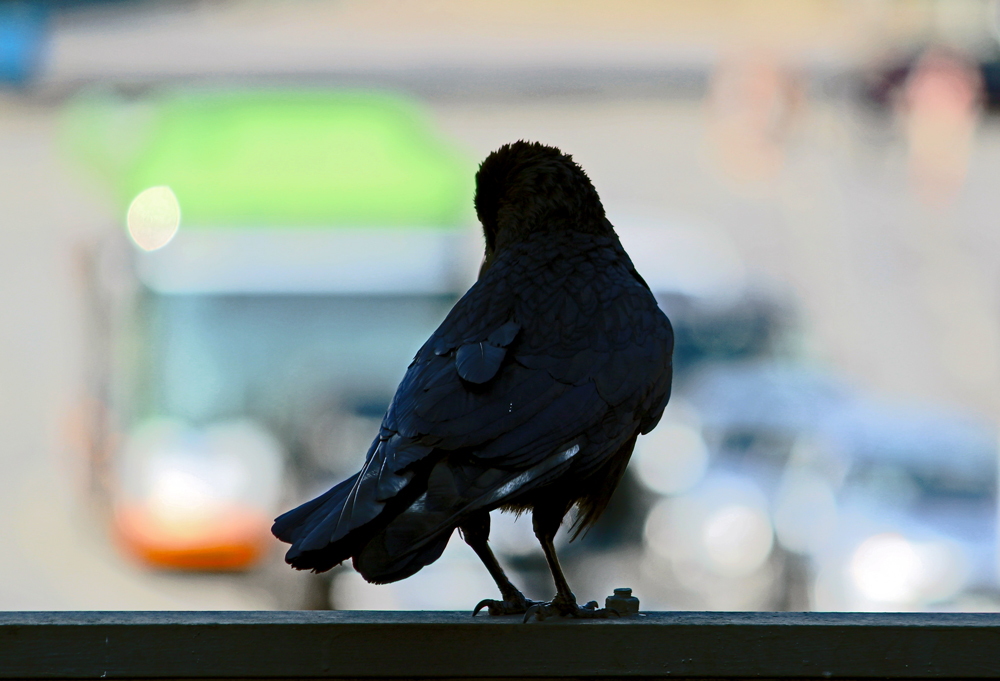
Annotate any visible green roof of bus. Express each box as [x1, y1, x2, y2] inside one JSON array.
[[63, 90, 475, 228]]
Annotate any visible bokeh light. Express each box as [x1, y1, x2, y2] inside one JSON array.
[[848, 533, 967, 607], [114, 418, 284, 571], [127, 186, 180, 251], [634, 422, 710, 497], [701, 504, 774, 577], [644, 476, 774, 580], [773, 470, 838, 555]]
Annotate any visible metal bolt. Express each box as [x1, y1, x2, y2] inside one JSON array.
[[606, 587, 640, 616]]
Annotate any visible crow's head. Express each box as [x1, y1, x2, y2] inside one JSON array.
[[474, 141, 610, 264]]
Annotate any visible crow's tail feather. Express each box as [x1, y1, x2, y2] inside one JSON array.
[[271, 473, 363, 572], [272, 436, 437, 574], [353, 521, 453, 584], [271, 474, 358, 545]]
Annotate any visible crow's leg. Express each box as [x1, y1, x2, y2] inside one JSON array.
[[523, 503, 617, 622], [461, 512, 538, 616]]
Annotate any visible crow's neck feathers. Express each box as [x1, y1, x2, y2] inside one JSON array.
[[474, 142, 612, 265]]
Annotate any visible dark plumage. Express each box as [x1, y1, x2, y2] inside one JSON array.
[[272, 141, 673, 618]]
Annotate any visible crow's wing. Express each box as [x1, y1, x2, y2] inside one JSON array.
[[389, 234, 670, 461], [274, 233, 673, 573], [351, 235, 672, 581]]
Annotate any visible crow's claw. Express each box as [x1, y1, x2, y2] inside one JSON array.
[[523, 603, 543, 623], [473, 595, 538, 617], [523, 599, 620, 622]]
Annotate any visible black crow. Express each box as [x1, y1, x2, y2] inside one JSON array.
[[272, 141, 673, 619]]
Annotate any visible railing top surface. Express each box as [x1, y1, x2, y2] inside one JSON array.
[[2, 609, 999, 626], [3, 610, 1000, 679]]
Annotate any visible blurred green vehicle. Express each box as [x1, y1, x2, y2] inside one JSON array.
[[68, 88, 479, 575]]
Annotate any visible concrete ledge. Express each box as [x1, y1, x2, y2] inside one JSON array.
[[2, 611, 999, 679]]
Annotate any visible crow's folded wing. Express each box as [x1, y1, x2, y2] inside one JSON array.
[[343, 240, 673, 579], [380, 237, 672, 475], [274, 234, 673, 572]]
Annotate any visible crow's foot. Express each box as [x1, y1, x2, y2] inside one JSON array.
[[472, 593, 540, 616], [523, 599, 620, 622]]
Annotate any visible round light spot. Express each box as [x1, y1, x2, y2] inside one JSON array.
[[634, 423, 709, 496], [849, 533, 922, 604], [127, 186, 180, 251], [701, 504, 773, 577]]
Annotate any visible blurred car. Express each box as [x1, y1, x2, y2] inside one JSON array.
[[812, 398, 998, 610], [642, 360, 1000, 611]]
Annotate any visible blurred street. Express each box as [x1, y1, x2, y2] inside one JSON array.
[[2, 0, 1000, 610]]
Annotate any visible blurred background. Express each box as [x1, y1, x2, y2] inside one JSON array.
[[2, 0, 1000, 612]]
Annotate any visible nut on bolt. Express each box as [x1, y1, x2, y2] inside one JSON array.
[[605, 588, 640, 616]]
